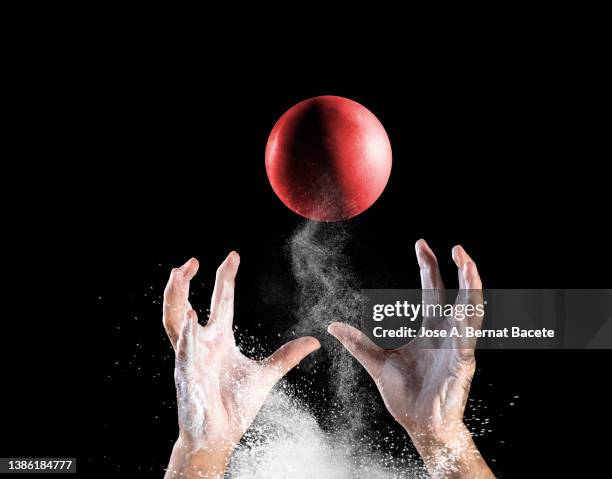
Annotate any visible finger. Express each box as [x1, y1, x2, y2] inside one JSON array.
[[452, 245, 476, 289], [452, 245, 483, 311], [463, 259, 482, 290], [208, 251, 240, 330], [415, 239, 445, 326], [415, 239, 444, 290], [456, 263, 484, 358], [176, 309, 198, 362], [452, 247, 484, 357], [451, 244, 475, 267], [463, 262, 484, 327], [452, 245, 482, 290], [163, 257, 199, 349], [263, 336, 320, 383], [452, 245, 468, 290], [328, 322, 386, 379]]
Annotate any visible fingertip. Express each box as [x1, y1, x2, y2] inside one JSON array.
[[417, 239, 440, 267], [415, 239, 425, 264], [179, 257, 199, 279], [182, 257, 198, 267], [327, 322, 353, 341], [222, 251, 240, 276], [228, 250, 240, 264], [452, 245, 464, 266], [327, 322, 340, 336], [215, 251, 240, 281], [303, 336, 321, 350]]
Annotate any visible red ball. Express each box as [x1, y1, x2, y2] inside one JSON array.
[[265, 95, 392, 221]]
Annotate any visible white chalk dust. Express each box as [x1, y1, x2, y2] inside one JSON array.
[[229, 387, 422, 479]]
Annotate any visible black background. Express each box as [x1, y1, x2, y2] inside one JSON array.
[[2, 20, 610, 478]]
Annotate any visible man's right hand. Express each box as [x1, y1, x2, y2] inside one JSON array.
[[328, 240, 495, 478]]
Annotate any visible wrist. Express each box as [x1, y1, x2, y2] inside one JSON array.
[[404, 422, 494, 479], [403, 419, 468, 446], [178, 431, 236, 454], [165, 434, 235, 479]]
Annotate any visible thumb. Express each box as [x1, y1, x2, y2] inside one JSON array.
[[328, 322, 385, 380], [263, 336, 320, 383]]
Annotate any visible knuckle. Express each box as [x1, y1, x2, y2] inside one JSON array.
[[170, 268, 183, 279]]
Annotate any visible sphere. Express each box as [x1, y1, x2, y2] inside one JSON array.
[[265, 95, 392, 221]]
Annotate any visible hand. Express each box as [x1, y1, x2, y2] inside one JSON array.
[[328, 240, 494, 478], [164, 252, 320, 478]]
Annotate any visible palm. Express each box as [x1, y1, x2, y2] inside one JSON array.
[[165, 252, 319, 447], [377, 347, 473, 434]]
